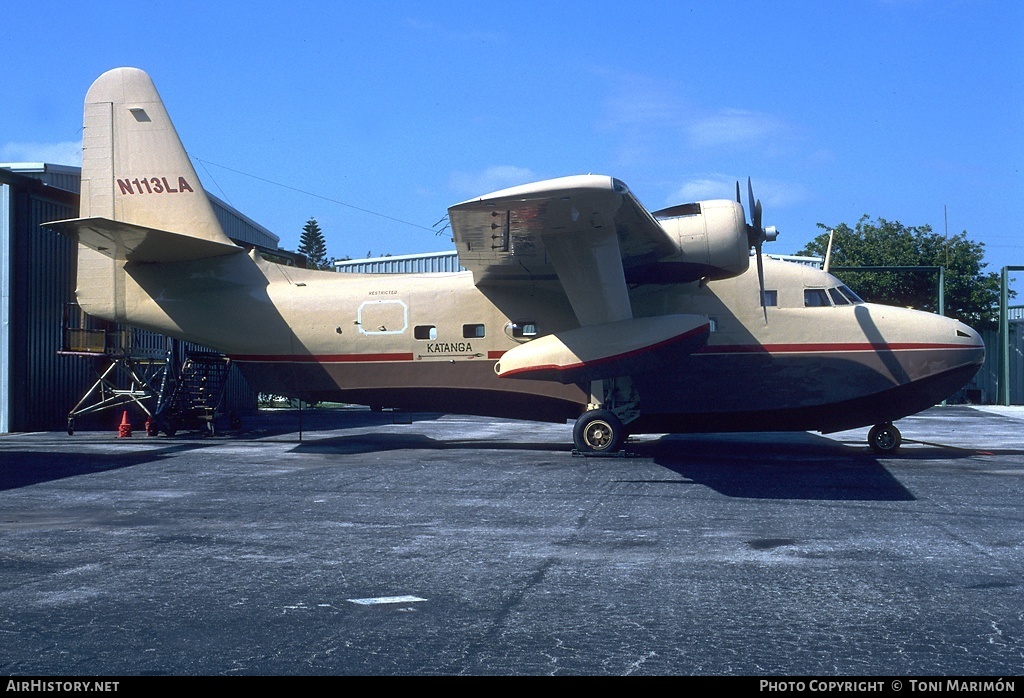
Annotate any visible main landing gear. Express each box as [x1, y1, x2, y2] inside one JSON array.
[[867, 422, 902, 455], [573, 409, 625, 454], [572, 377, 638, 455]]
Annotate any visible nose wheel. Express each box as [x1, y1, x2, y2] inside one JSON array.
[[868, 422, 901, 455]]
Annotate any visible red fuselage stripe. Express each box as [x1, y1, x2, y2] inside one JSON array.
[[695, 342, 975, 355], [230, 342, 979, 364], [230, 352, 415, 363]]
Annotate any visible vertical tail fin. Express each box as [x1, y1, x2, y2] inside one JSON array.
[[79, 67, 233, 247], [49, 68, 242, 325]]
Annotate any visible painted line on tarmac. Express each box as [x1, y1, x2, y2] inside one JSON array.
[[347, 595, 427, 605], [903, 438, 992, 455]]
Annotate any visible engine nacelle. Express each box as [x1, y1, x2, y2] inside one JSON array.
[[625, 199, 750, 285], [655, 199, 750, 281]]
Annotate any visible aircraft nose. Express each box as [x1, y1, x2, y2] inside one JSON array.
[[965, 326, 985, 361], [943, 316, 985, 368]]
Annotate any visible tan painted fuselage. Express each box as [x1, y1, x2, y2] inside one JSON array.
[[77, 243, 985, 433], [54, 67, 985, 440]]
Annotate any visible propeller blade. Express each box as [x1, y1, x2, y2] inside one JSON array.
[[755, 240, 768, 323], [739, 177, 775, 322]]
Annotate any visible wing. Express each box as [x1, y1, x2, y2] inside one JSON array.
[[448, 175, 677, 326]]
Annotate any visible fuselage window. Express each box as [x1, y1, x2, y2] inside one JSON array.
[[827, 288, 851, 306], [761, 290, 778, 307], [414, 325, 437, 340], [511, 322, 537, 338], [804, 289, 831, 307], [463, 323, 485, 338]]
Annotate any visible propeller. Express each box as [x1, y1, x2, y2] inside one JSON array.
[[737, 178, 779, 322]]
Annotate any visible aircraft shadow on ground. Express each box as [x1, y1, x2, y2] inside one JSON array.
[[0, 444, 209, 492], [291, 432, 573, 455], [239, 409, 446, 439], [288, 429, 928, 502], [634, 432, 916, 501]]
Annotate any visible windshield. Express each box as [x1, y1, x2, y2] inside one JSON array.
[[837, 285, 864, 304]]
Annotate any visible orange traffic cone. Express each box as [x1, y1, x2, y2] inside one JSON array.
[[118, 410, 132, 438]]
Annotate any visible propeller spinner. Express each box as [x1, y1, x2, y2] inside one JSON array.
[[736, 178, 779, 321]]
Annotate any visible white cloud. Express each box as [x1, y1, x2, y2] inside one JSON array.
[[597, 79, 795, 166], [599, 91, 683, 132], [448, 165, 538, 197], [667, 174, 737, 204], [0, 140, 82, 166], [687, 109, 785, 149], [667, 174, 809, 209]]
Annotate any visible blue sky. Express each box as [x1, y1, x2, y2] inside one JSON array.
[[3, 1, 1022, 288]]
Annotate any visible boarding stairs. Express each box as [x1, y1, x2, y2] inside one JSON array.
[[155, 352, 233, 435]]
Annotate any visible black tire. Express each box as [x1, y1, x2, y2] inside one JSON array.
[[573, 409, 624, 454], [67, 419, 74, 436], [868, 423, 901, 455]]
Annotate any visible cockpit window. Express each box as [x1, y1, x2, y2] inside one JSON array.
[[837, 285, 864, 304], [828, 288, 850, 306], [762, 290, 778, 307], [804, 289, 831, 307]]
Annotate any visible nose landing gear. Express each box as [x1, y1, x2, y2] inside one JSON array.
[[867, 422, 902, 455]]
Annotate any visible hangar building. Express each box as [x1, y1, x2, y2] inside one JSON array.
[[0, 163, 295, 433]]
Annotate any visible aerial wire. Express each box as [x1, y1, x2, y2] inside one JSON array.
[[189, 155, 437, 233], [195, 157, 234, 209]]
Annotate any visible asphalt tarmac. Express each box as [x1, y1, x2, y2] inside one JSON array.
[[1, 406, 1021, 676]]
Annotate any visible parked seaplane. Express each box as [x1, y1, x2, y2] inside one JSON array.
[[49, 68, 985, 454]]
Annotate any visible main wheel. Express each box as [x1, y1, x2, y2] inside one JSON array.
[[573, 409, 624, 454], [868, 423, 901, 455]]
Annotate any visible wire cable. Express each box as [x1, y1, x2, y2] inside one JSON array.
[[189, 155, 436, 233]]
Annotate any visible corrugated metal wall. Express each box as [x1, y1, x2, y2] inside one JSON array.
[[3, 175, 100, 431], [0, 163, 82, 194], [974, 326, 1024, 405], [335, 251, 465, 274]]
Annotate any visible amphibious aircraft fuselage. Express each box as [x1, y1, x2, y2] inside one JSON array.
[[50, 67, 985, 454]]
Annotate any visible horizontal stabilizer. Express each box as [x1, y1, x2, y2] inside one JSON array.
[[495, 314, 710, 384], [48, 216, 242, 263]]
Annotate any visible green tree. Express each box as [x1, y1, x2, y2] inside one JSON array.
[[298, 217, 331, 270], [800, 216, 1002, 329]]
